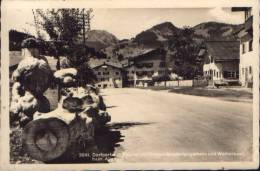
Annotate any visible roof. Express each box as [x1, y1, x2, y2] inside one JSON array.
[[205, 41, 239, 61], [126, 48, 156, 58], [89, 58, 122, 69], [131, 48, 166, 61], [231, 7, 251, 12]]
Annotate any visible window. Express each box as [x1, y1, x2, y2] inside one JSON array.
[[213, 70, 216, 77], [103, 72, 109, 75], [144, 63, 153, 68], [223, 71, 238, 79], [101, 78, 105, 81], [158, 70, 166, 75], [236, 71, 239, 78], [136, 63, 144, 68], [98, 84, 101, 87], [98, 72, 101, 75], [159, 62, 166, 68], [242, 68, 244, 75], [249, 66, 252, 74], [249, 40, 253, 51], [115, 71, 119, 75], [216, 72, 218, 78], [132, 71, 135, 74], [242, 43, 246, 54]]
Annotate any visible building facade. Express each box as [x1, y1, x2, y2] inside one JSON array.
[[124, 48, 167, 87], [200, 41, 240, 85], [91, 61, 123, 88], [232, 7, 253, 87]]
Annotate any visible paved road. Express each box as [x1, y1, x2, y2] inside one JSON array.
[[100, 88, 253, 162]]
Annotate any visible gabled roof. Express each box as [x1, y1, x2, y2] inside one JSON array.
[[205, 41, 239, 61], [125, 48, 156, 58], [131, 48, 166, 61], [89, 58, 122, 69]]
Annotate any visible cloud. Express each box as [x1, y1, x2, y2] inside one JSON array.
[[209, 7, 244, 24]]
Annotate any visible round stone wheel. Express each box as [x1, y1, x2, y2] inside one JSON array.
[[22, 117, 70, 162]]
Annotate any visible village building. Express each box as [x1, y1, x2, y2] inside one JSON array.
[[123, 48, 167, 87], [232, 7, 253, 87], [199, 41, 240, 86], [89, 59, 123, 88]]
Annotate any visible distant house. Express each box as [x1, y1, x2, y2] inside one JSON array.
[[232, 7, 253, 87], [124, 48, 167, 87], [199, 41, 240, 85], [89, 59, 123, 88]]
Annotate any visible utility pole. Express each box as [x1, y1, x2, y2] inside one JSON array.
[[80, 8, 93, 45], [78, 8, 93, 86], [82, 9, 86, 45]]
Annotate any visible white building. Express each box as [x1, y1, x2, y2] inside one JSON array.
[[232, 7, 253, 87]]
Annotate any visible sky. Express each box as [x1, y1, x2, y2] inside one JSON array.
[[6, 8, 244, 40]]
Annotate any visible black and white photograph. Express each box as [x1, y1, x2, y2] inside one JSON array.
[[0, 0, 259, 170]]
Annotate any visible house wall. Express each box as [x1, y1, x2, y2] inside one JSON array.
[[93, 65, 122, 88], [125, 58, 166, 81], [236, 7, 253, 87], [239, 39, 254, 86]]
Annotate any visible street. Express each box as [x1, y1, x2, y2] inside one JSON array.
[[100, 88, 253, 162]]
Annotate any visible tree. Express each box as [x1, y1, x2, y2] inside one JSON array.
[[34, 9, 95, 98], [167, 27, 202, 79]]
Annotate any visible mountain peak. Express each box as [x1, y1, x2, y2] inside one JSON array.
[[85, 30, 119, 50], [152, 22, 177, 30], [134, 21, 180, 48]]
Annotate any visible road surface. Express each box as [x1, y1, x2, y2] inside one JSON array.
[[99, 88, 253, 162]]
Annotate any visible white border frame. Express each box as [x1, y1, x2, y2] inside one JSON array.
[[1, 0, 259, 170]]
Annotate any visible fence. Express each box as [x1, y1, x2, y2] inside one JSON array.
[[153, 79, 208, 87]]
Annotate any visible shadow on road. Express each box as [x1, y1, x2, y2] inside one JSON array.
[[43, 122, 153, 163], [106, 105, 118, 109], [108, 122, 153, 130]]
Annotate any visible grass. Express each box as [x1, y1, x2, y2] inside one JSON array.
[[139, 86, 253, 103], [10, 128, 42, 164], [170, 87, 252, 99]]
